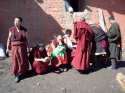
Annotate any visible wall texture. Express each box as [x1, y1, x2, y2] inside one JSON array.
[[0, 0, 65, 46], [0, 0, 125, 52]]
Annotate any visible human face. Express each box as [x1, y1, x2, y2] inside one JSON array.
[[14, 18, 21, 27], [57, 35, 63, 42]]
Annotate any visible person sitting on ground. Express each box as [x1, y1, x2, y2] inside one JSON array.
[[46, 35, 68, 73], [29, 44, 50, 75]]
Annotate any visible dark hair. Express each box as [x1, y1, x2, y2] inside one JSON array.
[[65, 29, 72, 35], [109, 16, 115, 20], [15, 17, 23, 22]]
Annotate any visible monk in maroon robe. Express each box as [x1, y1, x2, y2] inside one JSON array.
[[71, 19, 93, 72], [29, 46, 49, 75], [6, 17, 29, 82]]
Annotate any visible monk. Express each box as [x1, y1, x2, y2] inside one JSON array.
[[71, 18, 93, 73], [29, 45, 50, 75], [6, 17, 29, 82]]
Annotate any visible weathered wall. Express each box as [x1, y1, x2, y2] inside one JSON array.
[[0, 0, 65, 46], [85, 0, 125, 47], [0, 0, 125, 54]]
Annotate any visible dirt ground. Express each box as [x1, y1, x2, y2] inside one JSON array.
[[0, 58, 125, 93]]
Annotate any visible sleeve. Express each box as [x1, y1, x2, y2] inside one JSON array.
[[73, 22, 78, 40], [109, 24, 120, 42]]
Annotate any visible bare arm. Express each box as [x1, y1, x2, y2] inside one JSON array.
[[6, 31, 12, 51], [25, 31, 30, 52], [35, 57, 50, 62], [34, 58, 45, 62]]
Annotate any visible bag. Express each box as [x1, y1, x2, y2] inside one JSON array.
[[101, 40, 107, 48]]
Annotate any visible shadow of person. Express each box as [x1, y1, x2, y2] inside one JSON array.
[[0, 0, 63, 46], [0, 0, 64, 80], [117, 61, 125, 69]]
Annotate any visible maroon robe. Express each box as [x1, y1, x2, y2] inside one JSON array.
[[9, 26, 29, 76], [30, 47, 49, 75], [71, 21, 93, 70]]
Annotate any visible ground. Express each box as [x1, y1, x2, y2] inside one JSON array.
[[0, 58, 125, 93]]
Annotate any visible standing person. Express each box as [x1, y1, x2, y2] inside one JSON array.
[[106, 16, 121, 69], [64, 29, 76, 68], [71, 18, 93, 73], [6, 17, 29, 82]]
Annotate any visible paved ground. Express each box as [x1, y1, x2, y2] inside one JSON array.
[[0, 58, 125, 93]]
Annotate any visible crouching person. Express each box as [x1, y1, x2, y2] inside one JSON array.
[[34, 57, 50, 75], [29, 44, 50, 75]]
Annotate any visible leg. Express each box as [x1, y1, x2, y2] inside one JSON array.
[[111, 58, 117, 69]]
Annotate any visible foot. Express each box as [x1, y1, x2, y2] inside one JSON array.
[[54, 68, 63, 74], [108, 66, 116, 70], [63, 68, 68, 72], [15, 76, 20, 83]]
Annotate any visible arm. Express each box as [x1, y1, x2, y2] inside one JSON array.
[[73, 22, 78, 40], [109, 25, 120, 42], [35, 57, 50, 62], [25, 31, 30, 52], [34, 58, 45, 62], [6, 31, 12, 52]]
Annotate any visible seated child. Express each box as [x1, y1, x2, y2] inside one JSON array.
[[63, 29, 77, 67]]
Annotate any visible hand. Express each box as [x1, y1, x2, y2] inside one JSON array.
[[6, 49, 9, 54], [44, 57, 50, 62], [27, 48, 30, 53], [34, 58, 39, 61], [6, 49, 9, 57]]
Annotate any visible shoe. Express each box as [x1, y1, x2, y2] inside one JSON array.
[[108, 66, 116, 70], [15, 76, 20, 83], [63, 68, 68, 72]]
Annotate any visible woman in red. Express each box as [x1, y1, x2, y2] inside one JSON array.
[[6, 17, 29, 82]]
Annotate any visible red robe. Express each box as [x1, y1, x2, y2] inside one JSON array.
[[71, 21, 93, 70], [30, 48, 49, 75], [9, 26, 29, 76]]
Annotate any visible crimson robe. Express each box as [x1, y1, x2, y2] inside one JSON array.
[[30, 47, 49, 75], [9, 26, 29, 76], [71, 21, 93, 70]]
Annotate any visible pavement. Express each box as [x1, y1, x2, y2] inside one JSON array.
[[0, 58, 125, 93]]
